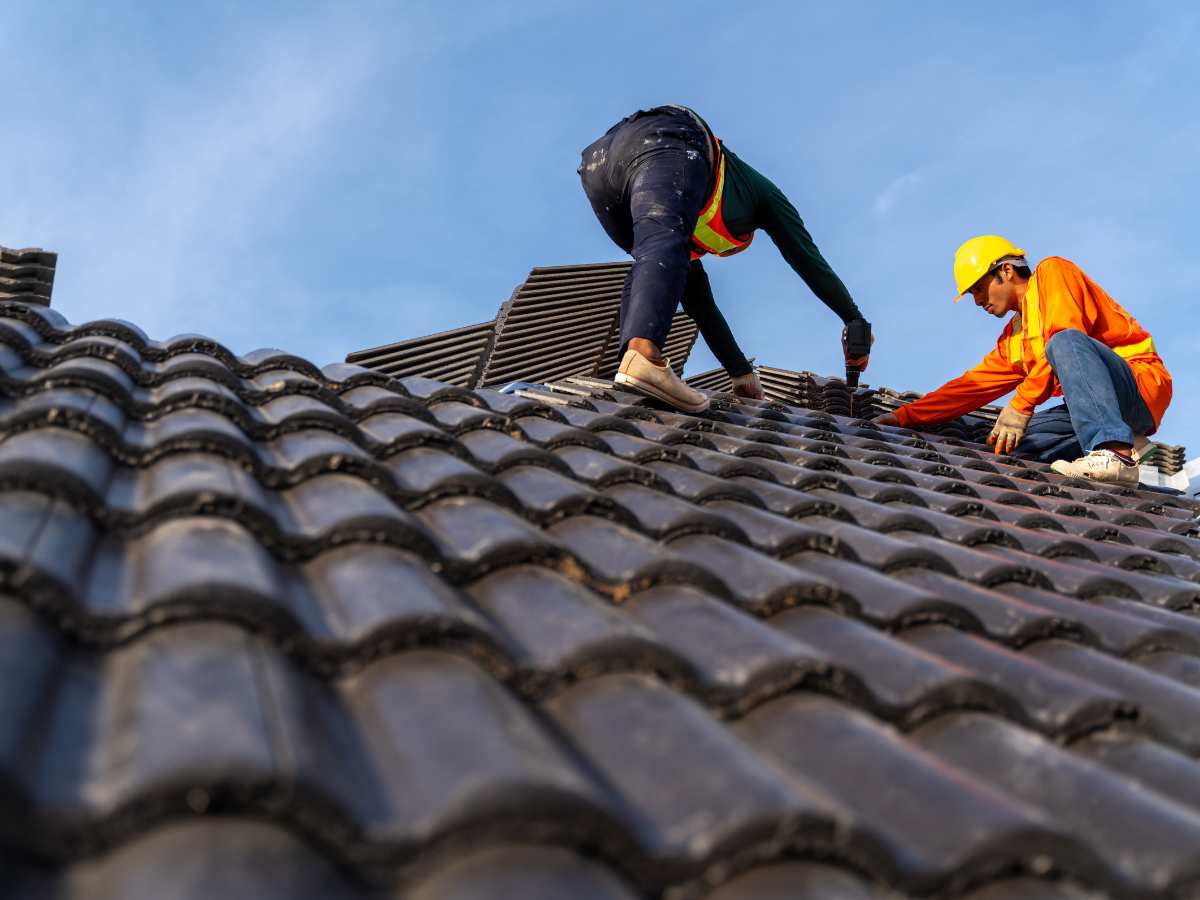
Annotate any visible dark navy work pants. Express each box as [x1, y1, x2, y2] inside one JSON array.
[[578, 107, 711, 356], [1018, 329, 1156, 463]]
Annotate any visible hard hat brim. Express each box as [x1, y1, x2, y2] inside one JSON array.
[[952, 254, 1028, 303]]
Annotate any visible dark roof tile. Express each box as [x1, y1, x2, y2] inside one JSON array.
[[466, 565, 657, 691], [736, 695, 1077, 890], [417, 496, 555, 578], [782, 553, 977, 628], [914, 713, 1200, 893], [548, 516, 725, 599], [668, 534, 842, 615], [700, 860, 885, 900], [1024, 640, 1200, 752], [794, 518, 956, 574], [1139, 650, 1200, 688], [624, 584, 832, 712], [892, 571, 1082, 645], [545, 673, 831, 870], [902, 626, 1133, 738], [510, 415, 610, 451], [551, 445, 671, 491], [602, 483, 749, 543], [701, 500, 845, 557], [770, 606, 1006, 720], [457, 428, 570, 474], [383, 447, 512, 507], [409, 844, 642, 900], [647, 462, 768, 506], [1071, 731, 1200, 820], [496, 465, 630, 525], [343, 649, 616, 846]]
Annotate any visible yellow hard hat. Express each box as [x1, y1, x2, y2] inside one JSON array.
[[953, 235, 1026, 301]]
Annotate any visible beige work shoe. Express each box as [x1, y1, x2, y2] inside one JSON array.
[[615, 349, 710, 413], [1050, 449, 1140, 484]]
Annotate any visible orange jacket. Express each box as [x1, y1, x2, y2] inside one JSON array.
[[894, 257, 1172, 435]]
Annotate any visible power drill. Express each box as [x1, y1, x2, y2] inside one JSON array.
[[845, 318, 872, 389], [845, 318, 872, 417]]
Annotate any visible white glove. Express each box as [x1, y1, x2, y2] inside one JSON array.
[[988, 402, 1031, 455], [731, 371, 764, 401]]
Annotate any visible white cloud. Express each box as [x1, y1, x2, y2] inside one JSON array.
[[874, 171, 922, 217]]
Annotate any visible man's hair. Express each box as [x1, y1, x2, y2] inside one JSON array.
[[993, 259, 1032, 281]]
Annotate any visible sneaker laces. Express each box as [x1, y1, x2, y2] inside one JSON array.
[[1078, 450, 1132, 473]]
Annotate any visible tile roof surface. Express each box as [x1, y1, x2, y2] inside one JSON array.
[[2, 294, 1200, 900]]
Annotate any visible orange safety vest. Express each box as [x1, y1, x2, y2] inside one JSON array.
[[690, 143, 754, 260], [1006, 275, 1157, 376]]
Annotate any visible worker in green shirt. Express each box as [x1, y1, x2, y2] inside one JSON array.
[[579, 104, 871, 413]]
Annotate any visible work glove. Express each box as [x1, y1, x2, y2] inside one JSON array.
[[841, 323, 876, 372], [873, 412, 900, 427], [988, 402, 1031, 455], [731, 371, 764, 401]]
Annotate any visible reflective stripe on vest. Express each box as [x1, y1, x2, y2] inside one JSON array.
[[690, 147, 754, 260], [1008, 276, 1157, 371], [1113, 335, 1158, 359], [1008, 279, 1043, 374]]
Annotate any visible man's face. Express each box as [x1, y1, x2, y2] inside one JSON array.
[[967, 264, 1022, 317]]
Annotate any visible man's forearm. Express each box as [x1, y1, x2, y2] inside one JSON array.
[[679, 260, 754, 377], [760, 191, 862, 323], [895, 381, 1017, 428]]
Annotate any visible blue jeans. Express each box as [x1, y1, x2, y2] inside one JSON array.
[[1018, 329, 1156, 463], [578, 108, 711, 355]]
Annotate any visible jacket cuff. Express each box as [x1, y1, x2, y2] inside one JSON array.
[[1009, 397, 1036, 417], [893, 405, 915, 427]]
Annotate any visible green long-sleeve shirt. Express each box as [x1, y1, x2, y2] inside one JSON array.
[[716, 143, 862, 324], [678, 109, 862, 377]]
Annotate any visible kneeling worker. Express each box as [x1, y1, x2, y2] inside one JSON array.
[[874, 236, 1171, 485], [578, 105, 872, 412]]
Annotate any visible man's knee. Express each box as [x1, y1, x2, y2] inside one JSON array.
[[1044, 328, 1089, 367], [632, 227, 692, 268]]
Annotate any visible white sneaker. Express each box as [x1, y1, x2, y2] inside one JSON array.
[[615, 349, 710, 413], [1050, 449, 1140, 484]]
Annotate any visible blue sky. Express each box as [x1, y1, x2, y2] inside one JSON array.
[[5, 1, 1199, 453]]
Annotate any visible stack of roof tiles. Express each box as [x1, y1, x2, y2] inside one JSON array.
[[1145, 444, 1188, 477], [346, 263, 699, 389], [0, 246, 57, 306], [688, 366, 882, 419], [6, 293, 1200, 899], [688, 368, 996, 442], [869, 387, 996, 444]]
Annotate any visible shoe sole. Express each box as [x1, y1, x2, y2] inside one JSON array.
[[1049, 462, 1140, 484], [615, 371, 710, 413]]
